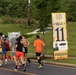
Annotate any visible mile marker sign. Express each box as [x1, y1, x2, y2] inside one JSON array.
[[52, 12, 68, 60]]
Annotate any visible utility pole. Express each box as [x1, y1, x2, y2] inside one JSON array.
[[27, 0, 30, 26]]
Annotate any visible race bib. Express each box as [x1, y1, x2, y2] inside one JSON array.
[[23, 47, 25, 52]]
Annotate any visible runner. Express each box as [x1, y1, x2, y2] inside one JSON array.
[[4, 38, 11, 64], [34, 35, 45, 68], [0, 37, 4, 66], [14, 36, 26, 71], [21, 35, 31, 64], [10, 34, 18, 63]]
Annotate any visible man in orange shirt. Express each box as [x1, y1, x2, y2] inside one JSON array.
[[34, 35, 45, 68]]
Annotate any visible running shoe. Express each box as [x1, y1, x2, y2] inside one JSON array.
[[19, 62, 22, 65], [14, 68, 18, 71], [0, 64, 2, 67], [5, 59, 8, 64], [23, 68, 26, 72], [38, 65, 43, 69], [17, 65, 20, 69]]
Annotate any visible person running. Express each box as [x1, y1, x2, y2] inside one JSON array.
[[10, 34, 18, 62], [4, 38, 11, 64], [34, 35, 45, 68], [0, 37, 4, 66], [14, 36, 26, 71], [21, 35, 31, 64]]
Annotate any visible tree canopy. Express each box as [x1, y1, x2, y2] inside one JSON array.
[[0, 0, 76, 23]]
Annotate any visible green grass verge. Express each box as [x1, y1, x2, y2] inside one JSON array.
[[27, 53, 76, 65], [0, 22, 76, 58]]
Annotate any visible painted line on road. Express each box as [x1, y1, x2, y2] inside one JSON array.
[[0, 67, 37, 75]]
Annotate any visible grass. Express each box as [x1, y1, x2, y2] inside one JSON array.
[[0, 22, 76, 57], [45, 58, 76, 65], [27, 53, 76, 65], [28, 30, 53, 54], [0, 24, 39, 35], [1, 22, 76, 64], [67, 22, 76, 57], [27, 22, 76, 57]]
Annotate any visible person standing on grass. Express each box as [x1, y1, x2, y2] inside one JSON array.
[[34, 35, 45, 68]]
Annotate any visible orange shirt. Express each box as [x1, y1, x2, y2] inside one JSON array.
[[34, 39, 45, 53]]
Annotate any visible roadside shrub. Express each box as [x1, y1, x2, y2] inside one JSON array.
[[2, 16, 27, 24], [0, 16, 39, 24], [12, 18, 27, 24], [2, 16, 13, 24], [0, 19, 3, 24]]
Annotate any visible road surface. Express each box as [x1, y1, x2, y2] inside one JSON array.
[[0, 61, 76, 75]]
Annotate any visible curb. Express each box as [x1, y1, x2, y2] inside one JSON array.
[[31, 59, 76, 68], [28, 53, 76, 68], [28, 53, 76, 60]]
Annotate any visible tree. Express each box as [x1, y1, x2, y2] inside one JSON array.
[[67, 0, 76, 21], [34, 0, 51, 31], [0, 0, 27, 18], [34, 0, 52, 57]]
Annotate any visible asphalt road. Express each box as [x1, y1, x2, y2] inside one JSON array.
[[0, 61, 76, 75]]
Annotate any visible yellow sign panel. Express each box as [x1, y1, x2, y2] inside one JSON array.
[[52, 12, 68, 60], [54, 50, 68, 60]]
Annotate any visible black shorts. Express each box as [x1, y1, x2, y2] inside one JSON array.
[[24, 47, 28, 53], [36, 52, 41, 57]]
